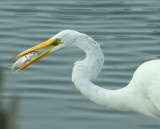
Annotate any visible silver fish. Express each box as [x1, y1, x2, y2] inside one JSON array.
[[9, 51, 38, 73]]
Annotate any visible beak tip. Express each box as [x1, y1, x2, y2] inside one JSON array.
[[15, 69, 20, 72], [10, 56, 17, 61], [9, 58, 13, 61]]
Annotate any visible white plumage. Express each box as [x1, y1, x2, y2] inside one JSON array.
[[49, 30, 160, 118]]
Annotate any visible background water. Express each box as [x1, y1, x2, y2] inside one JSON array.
[[1, 0, 160, 129]]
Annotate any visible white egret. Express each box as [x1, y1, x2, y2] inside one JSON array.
[[11, 30, 160, 118]]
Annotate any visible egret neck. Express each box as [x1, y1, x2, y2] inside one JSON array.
[[72, 36, 132, 111]]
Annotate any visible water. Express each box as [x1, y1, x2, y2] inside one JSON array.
[[1, 0, 160, 129]]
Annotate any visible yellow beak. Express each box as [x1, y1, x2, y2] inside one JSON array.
[[10, 38, 62, 72]]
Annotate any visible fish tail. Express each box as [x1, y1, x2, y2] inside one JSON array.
[[8, 65, 15, 74], [8, 65, 12, 68]]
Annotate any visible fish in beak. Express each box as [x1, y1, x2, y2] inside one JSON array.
[[10, 38, 62, 72], [9, 51, 38, 73]]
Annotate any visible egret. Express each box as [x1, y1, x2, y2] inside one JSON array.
[[11, 30, 160, 118]]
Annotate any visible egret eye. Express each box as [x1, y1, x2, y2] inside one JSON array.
[[54, 38, 63, 45]]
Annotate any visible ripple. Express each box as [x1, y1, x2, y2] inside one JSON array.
[[1, 0, 160, 129]]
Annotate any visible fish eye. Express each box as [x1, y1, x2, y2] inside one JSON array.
[[33, 51, 38, 54]]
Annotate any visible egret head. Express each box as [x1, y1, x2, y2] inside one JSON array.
[[50, 30, 86, 50], [10, 30, 84, 72]]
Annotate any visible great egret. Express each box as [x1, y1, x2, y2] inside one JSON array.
[[11, 30, 160, 118]]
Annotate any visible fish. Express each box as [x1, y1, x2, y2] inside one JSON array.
[[9, 51, 38, 73]]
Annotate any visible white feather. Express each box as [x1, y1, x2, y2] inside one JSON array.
[[50, 30, 160, 118]]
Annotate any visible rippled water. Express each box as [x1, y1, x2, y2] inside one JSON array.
[[1, 0, 160, 129]]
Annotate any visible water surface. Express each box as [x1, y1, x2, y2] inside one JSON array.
[[1, 0, 160, 129]]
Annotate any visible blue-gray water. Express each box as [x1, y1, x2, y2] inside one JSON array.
[[1, 0, 160, 129]]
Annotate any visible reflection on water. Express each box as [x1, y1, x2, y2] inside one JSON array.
[[0, 68, 18, 129], [1, 0, 160, 129]]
